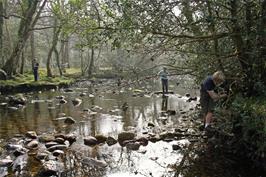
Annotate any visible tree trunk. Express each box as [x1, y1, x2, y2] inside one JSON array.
[[88, 47, 94, 78], [46, 19, 61, 77], [0, 1, 3, 66], [206, 0, 224, 72], [20, 48, 25, 74], [258, 0, 266, 84], [2, 0, 47, 77], [80, 49, 85, 76], [230, 0, 254, 94], [65, 38, 70, 68], [54, 46, 62, 76], [30, 31, 35, 69]]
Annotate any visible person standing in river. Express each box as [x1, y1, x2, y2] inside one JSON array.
[[200, 71, 227, 129], [33, 59, 39, 81], [158, 67, 169, 95]]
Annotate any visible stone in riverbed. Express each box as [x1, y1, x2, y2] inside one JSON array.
[[64, 134, 77, 145], [126, 142, 141, 151], [159, 132, 175, 140], [59, 99, 67, 104], [13, 148, 27, 157], [56, 95, 65, 100], [53, 150, 64, 157], [118, 132, 135, 145], [39, 134, 55, 143], [55, 138, 65, 144], [7, 106, 18, 111], [25, 131, 38, 139], [38, 160, 64, 176], [72, 98, 82, 106], [64, 117, 76, 124], [106, 136, 117, 146], [147, 122, 155, 127], [26, 140, 39, 149], [172, 144, 182, 150], [84, 136, 98, 146], [148, 136, 161, 143], [80, 92, 87, 97], [47, 145, 67, 152], [136, 137, 149, 146], [95, 135, 107, 144], [45, 142, 59, 149], [5, 144, 23, 151], [36, 151, 50, 160], [0, 102, 7, 107], [0, 158, 13, 167], [8, 94, 27, 105]]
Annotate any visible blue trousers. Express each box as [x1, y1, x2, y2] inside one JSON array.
[[161, 79, 168, 94], [33, 69, 38, 81]]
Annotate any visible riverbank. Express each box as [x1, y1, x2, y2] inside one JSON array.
[[0, 69, 78, 94]]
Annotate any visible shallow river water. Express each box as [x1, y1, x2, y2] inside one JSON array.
[[0, 80, 263, 177]]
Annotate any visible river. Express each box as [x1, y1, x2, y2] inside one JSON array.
[[0, 79, 262, 177]]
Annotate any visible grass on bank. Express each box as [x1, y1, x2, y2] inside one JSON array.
[[0, 68, 81, 86]]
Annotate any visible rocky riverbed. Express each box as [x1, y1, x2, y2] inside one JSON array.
[[1, 80, 260, 177]]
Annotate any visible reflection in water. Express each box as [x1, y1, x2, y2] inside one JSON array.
[[161, 95, 168, 111], [0, 86, 198, 177]]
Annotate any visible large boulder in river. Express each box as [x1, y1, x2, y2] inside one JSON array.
[[0, 69, 7, 80], [84, 136, 98, 146], [118, 132, 135, 145]]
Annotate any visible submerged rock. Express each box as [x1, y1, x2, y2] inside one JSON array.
[[172, 144, 182, 150], [95, 135, 107, 144], [126, 142, 141, 151], [39, 134, 55, 143], [136, 137, 149, 146], [55, 96, 65, 100], [147, 122, 155, 127], [8, 94, 27, 105], [80, 92, 87, 97], [84, 136, 98, 146], [72, 98, 82, 106], [118, 132, 135, 145], [64, 117, 76, 124], [0, 158, 13, 167], [106, 136, 117, 146], [38, 160, 64, 176], [59, 99, 67, 104]]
